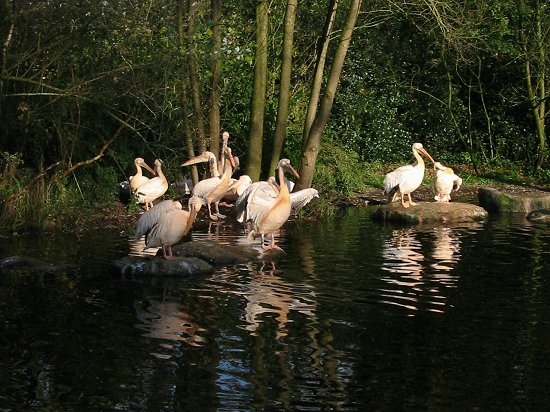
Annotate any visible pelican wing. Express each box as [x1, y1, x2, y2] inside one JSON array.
[[290, 188, 319, 215], [145, 209, 192, 249], [135, 199, 182, 240], [383, 165, 413, 194], [235, 181, 278, 223]]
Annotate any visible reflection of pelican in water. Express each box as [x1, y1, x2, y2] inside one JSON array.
[[243, 261, 316, 339], [134, 295, 206, 356], [382, 228, 424, 278], [431, 227, 461, 273]]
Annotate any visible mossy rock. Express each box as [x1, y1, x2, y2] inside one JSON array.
[[527, 210, 550, 224], [372, 201, 488, 225], [478, 188, 550, 214]]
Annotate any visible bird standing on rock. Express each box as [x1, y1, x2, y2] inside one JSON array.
[[383, 143, 435, 208], [434, 162, 462, 202]]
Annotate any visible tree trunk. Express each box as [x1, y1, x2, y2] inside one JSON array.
[[268, 0, 298, 177], [187, 0, 207, 154], [208, 0, 222, 160], [245, 0, 269, 181], [519, 0, 547, 170], [296, 0, 362, 190], [302, 0, 339, 149], [178, 0, 199, 184]]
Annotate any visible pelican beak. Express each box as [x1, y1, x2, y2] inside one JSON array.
[[286, 164, 300, 179], [181, 152, 211, 167], [419, 147, 435, 164], [142, 162, 156, 175], [225, 149, 236, 168]]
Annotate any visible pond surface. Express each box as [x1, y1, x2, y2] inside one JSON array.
[[1, 203, 550, 411]]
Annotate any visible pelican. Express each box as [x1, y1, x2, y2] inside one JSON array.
[[240, 159, 299, 251], [236, 177, 318, 221], [129, 158, 156, 192], [135, 159, 169, 210], [182, 146, 236, 220], [434, 162, 462, 202], [235, 176, 279, 224], [135, 197, 201, 260], [383, 143, 435, 208]]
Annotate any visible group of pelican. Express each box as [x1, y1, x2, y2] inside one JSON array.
[[129, 157, 169, 210], [383, 143, 462, 208], [132, 132, 319, 259]]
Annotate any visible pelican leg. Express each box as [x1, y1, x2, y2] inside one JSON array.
[[214, 202, 226, 219], [207, 202, 219, 220], [401, 193, 409, 208], [262, 234, 283, 251], [408, 193, 417, 206], [162, 244, 176, 260]]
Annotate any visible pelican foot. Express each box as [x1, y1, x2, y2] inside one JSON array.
[[218, 202, 234, 208], [402, 203, 410, 208], [262, 244, 284, 252], [163, 255, 178, 261], [208, 214, 219, 220], [215, 213, 227, 219], [409, 201, 417, 206]]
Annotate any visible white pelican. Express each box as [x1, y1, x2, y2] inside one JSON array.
[[240, 159, 299, 251], [236, 177, 318, 221], [235, 176, 279, 224], [383, 143, 435, 208], [135, 197, 201, 260], [129, 158, 156, 192], [434, 162, 462, 202], [135, 159, 169, 210], [182, 146, 236, 220]]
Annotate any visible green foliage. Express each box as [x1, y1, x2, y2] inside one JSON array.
[[313, 139, 371, 196]]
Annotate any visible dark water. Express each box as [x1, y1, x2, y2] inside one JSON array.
[[1, 205, 550, 411]]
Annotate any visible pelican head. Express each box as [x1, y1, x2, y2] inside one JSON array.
[[277, 158, 300, 179], [135, 158, 156, 175], [413, 143, 435, 164]]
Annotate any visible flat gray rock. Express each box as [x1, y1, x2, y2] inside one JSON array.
[[113, 255, 213, 277], [479, 188, 550, 214], [527, 209, 550, 224], [171, 239, 262, 264], [372, 201, 488, 224], [0, 255, 74, 274], [113, 240, 271, 277]]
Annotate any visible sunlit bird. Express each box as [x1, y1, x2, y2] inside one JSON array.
[[135, 198, 201, 260], [182, 146, 236, 220], [238, 159, 299, 251], [135, 159, 169, 210], [383, 143, 435, 208], [129, 158, 156, 192], [434, 161, 462, 202]]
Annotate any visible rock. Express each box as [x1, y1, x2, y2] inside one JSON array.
[[527, 209, 550, 224], [113, 240, 266, 277], [372, 201, 488, 224], [171, 239, 261, 265], [0, 255, 75, 274], [113, 255, 213, 277], [478, 188, 550, 214]]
